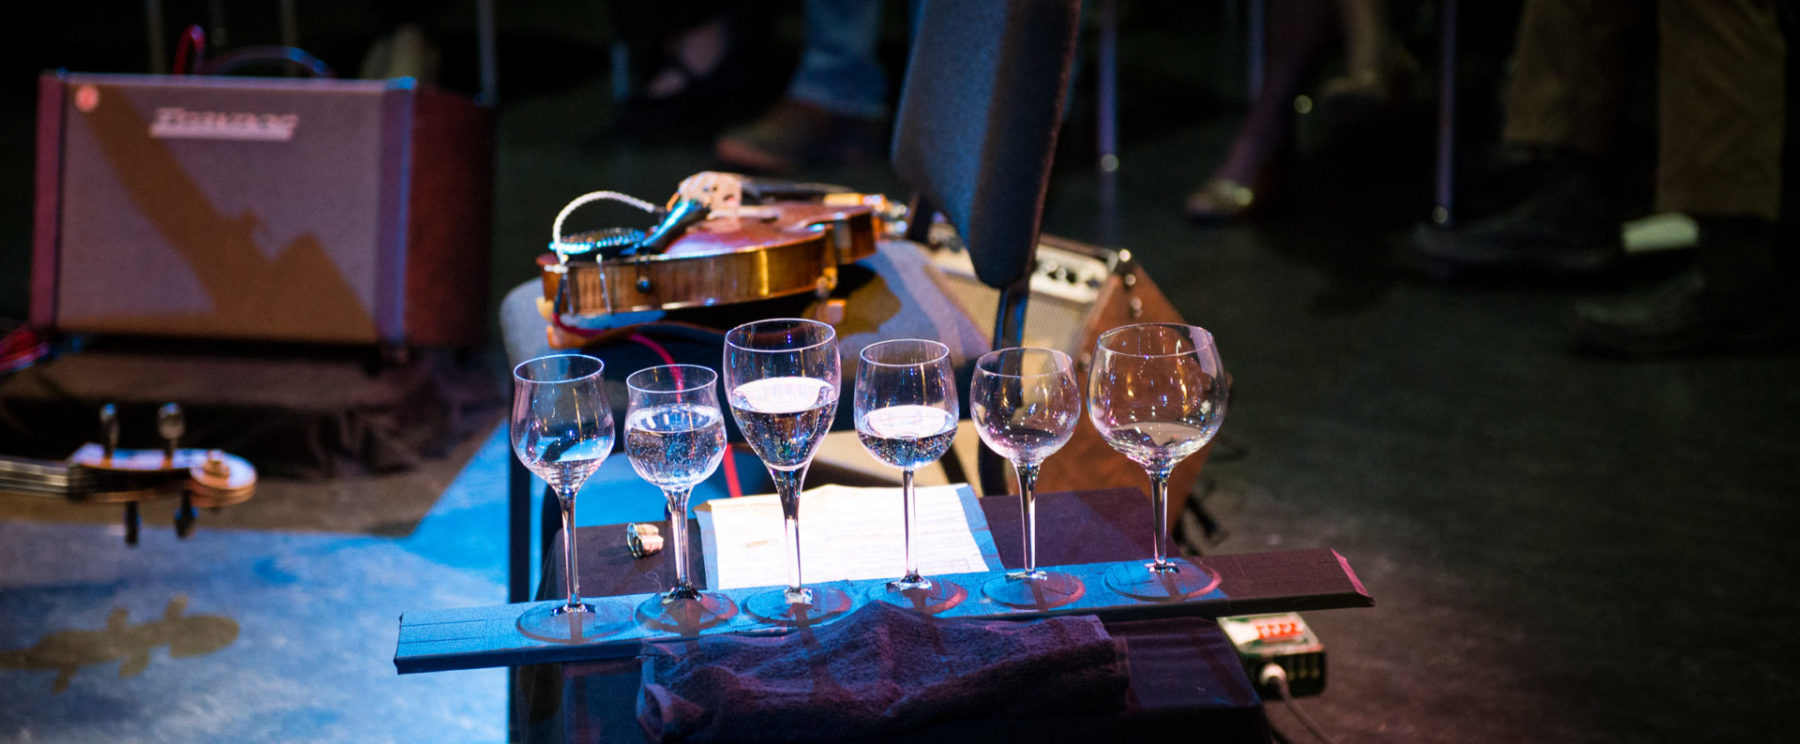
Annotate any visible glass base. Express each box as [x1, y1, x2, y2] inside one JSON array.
[[743, 585, 853, 625], [981, 570, 1085, 610], [1104, 559, 1221, 602], [871, 575, 966, 614], [517, 601, 629, 644], [635, 591, 738, 634]]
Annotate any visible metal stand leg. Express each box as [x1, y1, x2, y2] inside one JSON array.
[[508, 456, 532, 604], [1432, 0, 1460, 226], [1097, 0, 1120, 250], [1246, 0, 1266, 100]]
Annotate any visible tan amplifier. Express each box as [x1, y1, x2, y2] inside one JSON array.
[[31, 72, 492, 348], [925, 235, 1211, 521]]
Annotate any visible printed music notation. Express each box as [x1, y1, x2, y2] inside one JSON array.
[[695, 484, 1001, 591]]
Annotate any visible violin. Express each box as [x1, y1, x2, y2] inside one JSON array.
[[536, 173, 893, 338], [0, 403, 256, 545]]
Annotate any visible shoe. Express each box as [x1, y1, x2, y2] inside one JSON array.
[[1182, 144, 1291, 224], [1182, 177, 1263, 223], [359, 23, 442, 84], [610, 13, 774, 139], [1571, 219, 1791, 356], [714, 99, 888, 174], [1318, 45, 1420, 130], [1412, 152, 1625, 279]]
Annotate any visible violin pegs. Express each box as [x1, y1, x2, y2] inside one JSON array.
[[99, 404, 119, 463], [158, 403, 185, 465]]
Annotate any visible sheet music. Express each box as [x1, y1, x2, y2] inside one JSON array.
[[696, 484, 1000, 591]]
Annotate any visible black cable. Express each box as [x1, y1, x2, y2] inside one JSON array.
[[1262, 664, 1338, 744]]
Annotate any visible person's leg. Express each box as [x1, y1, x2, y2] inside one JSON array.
[[715, 0, 891, 172], [1184, 0, 1336, 221], [1501, 0, 1639, 158], [785, 0, 891, 119], [1572, 0, 1788, 355], [605, 0, 731, 102], [1412, 0, 1642, 277], [1653, 0, 1783, 222], [1337, 0, 1389, 76], [1317, 0, 1418, 125]]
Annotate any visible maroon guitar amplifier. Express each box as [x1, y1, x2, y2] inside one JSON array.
[[31, 72, 493, 348]]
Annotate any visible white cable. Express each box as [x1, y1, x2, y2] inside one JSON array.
[[1261, 664, 1338, 744], [550, 190, 660, 248]]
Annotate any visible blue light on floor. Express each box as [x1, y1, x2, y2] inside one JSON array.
[[0, 424, 523, 743]]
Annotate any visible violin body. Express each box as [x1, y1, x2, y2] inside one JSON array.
[[63, 445, 256, 507], [540, 202, 881, 318], [0, 400, 257, 545]]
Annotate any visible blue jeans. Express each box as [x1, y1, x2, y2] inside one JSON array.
[[786, 0, 898, 119]]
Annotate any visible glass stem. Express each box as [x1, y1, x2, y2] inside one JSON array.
[[1148, 470, 1175, 571], [665, 487, 697, 598], [901, 468, 921, 582], [1016, 462, 1041, 573], [558, 489, 582, 610], [769, 466, 808, 596]]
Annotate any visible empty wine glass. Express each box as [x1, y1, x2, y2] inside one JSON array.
[[1088, 324, 1229, 601], [724, 318, 851, 624], [971, 347, 1085, 609], [625, 364, 736, 632], [511, 354, 625, 642], [855, 339, 965, 613]]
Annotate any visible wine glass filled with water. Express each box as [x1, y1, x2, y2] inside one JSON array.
[[855, 339, 965, 612], [625, 364, 736, 632], [971, 347, 1085, 609], [723, 318, 851, 624], [511, 353, 623, 642], [1088, 324, 1229, 601]]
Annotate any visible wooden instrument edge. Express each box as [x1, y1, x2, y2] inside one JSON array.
[[540, 206, 880, 320]]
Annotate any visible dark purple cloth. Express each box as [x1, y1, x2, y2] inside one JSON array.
[[635, 602, 1130, 743]]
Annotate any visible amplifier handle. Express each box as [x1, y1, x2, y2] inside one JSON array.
[[197, 47, 336, 78]]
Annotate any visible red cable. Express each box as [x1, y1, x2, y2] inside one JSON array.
[[173, 25, 205, 75], [0, 326, 50, 374], [625, 331, 743, 498], [550, 316, 748, 499], [627, 333, 676, 366], [722, 445, 744, 499]]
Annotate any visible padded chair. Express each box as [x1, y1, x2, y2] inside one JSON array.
[[498, 0, 1083, 605], [890, 0, 1083, 491]]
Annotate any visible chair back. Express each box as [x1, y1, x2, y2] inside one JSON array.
[[890, 0, 1082, 492], [892, 0, 1081, 343]]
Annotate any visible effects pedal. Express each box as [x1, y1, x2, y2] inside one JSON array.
[[1220, 612, 1327, 698]]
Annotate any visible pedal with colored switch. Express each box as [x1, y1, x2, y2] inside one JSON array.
[[1220, 612, 1327, 699]]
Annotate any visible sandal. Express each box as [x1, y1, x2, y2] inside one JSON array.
[[1317, 44, 1420, 128], [1182, 140, 1293, 224]]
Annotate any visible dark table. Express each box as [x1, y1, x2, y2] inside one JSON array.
[[515, 488, 1278, 743]]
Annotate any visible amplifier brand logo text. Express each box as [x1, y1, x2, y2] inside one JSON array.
[[148, 107, 298, 142]]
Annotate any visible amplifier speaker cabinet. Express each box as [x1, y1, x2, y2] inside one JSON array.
[[31, 72, 493, 348], [930, 235, 1211, 523]]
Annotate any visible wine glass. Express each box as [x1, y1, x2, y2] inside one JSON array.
[[511, 353, 625, 642], [855, 339, 965, 613], [723, 318, 852, 624], [624, 364, 737, 632], [970, 347, 1085, 609], [1087, 324, 1229, 601]]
